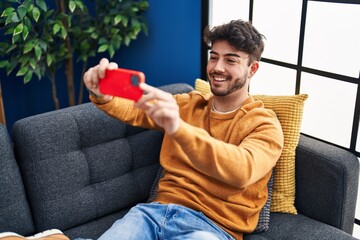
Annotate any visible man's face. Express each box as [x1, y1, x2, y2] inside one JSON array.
[[206, 40, 254, 97]]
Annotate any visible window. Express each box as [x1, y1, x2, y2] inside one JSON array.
[[206, 0, 360, 154], [206, 0, 360, 233]]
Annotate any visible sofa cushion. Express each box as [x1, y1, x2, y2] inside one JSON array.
[[244, 213, 357, 240], [194, 79, 308, 214], [63, 209, 130, 239], [0, 124, 34, 235]]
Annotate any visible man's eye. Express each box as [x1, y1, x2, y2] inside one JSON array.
[[209, 56, 218, 61], [226, 58, 237, 64]]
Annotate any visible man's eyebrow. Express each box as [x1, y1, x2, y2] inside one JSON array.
[[209, 51, 242, 58]]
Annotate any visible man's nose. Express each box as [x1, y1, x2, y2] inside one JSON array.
[[213, 60, 225, 72]]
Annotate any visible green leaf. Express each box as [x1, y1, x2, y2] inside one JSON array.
[[122, 17, 129, 27], [124, 36, 131, 46], [75, 0, 85, 11], [0, 60, 8, 68], [131, 7, 139, 13], [38, 40, 47, 51], [34, 45, 42, 60], [90, 32, 99, 39], [138, 1, 150, 10], [53, 23, 61, 35], [69, 0, 76, 13], [108, 45, 115, 58], [22, 24, 29, 40], [80, 40, 90, 51], [12, 33, 21, 44], [6, 63, 16, 76], [5, 12, 20, 25], [6, 44, 17, 54], [33, 67, 42, 79], [114, 14, 123, 25], [16, 66, 29, 76], [1, 7, 15, 17], [141, 23, 148, 35], [4, 27, 14, 35], [24, 16, 31, 28], [46, 54, 53, 67], [24, 70, 33, 83], [60, 26, 67, 39], [26, 3, 34, 13], [17, 5, 27, 20], [98, 44, 108, 53], [32, 7, 40, 22], [99, 37, 107, 44], [29, 58, 36, 69], [13, 22, 24, 36], [85, 27, 96, 33], [35, 0, 47, 12], [23, 41, 34, 54], [104, 16, 111, 25]]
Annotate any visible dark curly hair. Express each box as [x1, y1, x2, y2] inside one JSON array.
[[203, 20, 265, 66]]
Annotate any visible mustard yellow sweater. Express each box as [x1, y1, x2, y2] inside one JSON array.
[[91, 91, 283, 240]]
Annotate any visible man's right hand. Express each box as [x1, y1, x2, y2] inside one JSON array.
[[83, 58, 117, 102]]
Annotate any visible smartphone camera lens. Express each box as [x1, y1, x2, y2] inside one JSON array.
[[131, 75, 140, 86]]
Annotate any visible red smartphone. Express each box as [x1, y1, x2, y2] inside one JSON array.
[[99, 68, 145, 101]]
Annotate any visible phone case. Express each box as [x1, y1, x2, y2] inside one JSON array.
[[99, 68, 145, 101]]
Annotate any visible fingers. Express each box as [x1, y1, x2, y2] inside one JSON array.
[[83, 58, 118, 97], [108, 62, 119, 70], [98, 58, 109, 79], [137, 83, 174, 105], [135, 83, 180, 134]]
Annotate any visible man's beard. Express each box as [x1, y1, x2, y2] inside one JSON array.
[[208, 72, 248, 96]]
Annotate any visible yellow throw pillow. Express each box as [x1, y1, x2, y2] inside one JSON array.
[[194, 79, 308, 214]]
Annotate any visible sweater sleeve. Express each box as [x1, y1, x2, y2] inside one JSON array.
[[170, 111, 283, 188], [90, 95, 162, 131]]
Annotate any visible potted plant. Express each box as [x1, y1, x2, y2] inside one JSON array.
[[0, 0, 149, 113]]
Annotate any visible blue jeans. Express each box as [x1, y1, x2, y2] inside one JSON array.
[[97, 202, 235, 240]]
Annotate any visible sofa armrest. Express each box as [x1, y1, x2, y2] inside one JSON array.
[[295, 134, 359, 234]]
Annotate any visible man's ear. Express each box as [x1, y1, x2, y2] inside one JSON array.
[[249, 61, 259, 78]]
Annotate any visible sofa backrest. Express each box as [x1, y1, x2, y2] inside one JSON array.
[[0, 124, 35, 235], [12, 83, 194, 233]]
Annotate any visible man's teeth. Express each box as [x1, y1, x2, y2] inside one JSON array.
[[214, 77, 227, 81]]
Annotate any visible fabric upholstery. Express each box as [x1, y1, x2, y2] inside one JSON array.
[[244, 213, 356, 240], [295, 134, 359, 234], [194, 79, 308, 214], [12, 103, 162, 232], [11, 83, 194, 236], [253, 172, 273, 233], [0, 124, 34, 235]]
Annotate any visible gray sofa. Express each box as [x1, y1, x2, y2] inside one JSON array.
[[0, 83, 359, 240]]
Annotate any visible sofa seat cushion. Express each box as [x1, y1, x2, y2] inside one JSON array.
[[63, 208, 131, 239], [244, 213, 357, 240]]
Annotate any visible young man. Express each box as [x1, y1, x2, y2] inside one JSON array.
[[0, 20, 283, 240], [83, 19, 283, 240]]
